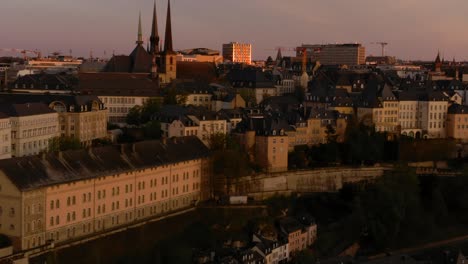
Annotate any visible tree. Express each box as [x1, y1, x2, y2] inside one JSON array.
[[266, 56, 274, 66], [163, 87, 187, 105], [48, 137, 82, 152], [325, 124, 338, 143], [141, 98, 161, 123], [294, 86, 306, 102], [143, 121, 162, 139], [126, 106, 143, 126], [356, 166, 421, 249]]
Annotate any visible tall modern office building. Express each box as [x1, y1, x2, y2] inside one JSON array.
[[297, 43, 366, 65], [222, 42, 252, 64]]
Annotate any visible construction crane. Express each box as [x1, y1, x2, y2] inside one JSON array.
[[0, 48, 41, 60], [370, 42, 388, 57]]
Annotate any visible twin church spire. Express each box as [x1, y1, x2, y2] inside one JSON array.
[[137, 0, 173, 55]]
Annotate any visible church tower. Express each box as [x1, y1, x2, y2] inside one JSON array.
[[149, 1, 159, 79], [149, 1, 160, 55], [434, 51, 442, 72], [160, 0, 177, 84]]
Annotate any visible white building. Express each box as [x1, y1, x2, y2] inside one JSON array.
[[0, 103, 59, 157], [0, 113, 11, 160]]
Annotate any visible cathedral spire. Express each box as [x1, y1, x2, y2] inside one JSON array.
[[150, 1, 160, 54], [163, 0, 174, 54], [136, 12, 143, 46]]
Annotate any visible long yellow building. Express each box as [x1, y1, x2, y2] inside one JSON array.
[[0, 137, 210, 251]]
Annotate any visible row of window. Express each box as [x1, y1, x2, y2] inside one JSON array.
[[20, 126, 57, 139], [102, 97, 136, 105]]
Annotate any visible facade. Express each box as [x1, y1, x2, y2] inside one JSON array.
[[0, 103, 59, 157], [446, 104, 468, 140], [297, 44, 366, 65], [157, 105, 228, 146], [252, 233, 289, 264], [357, 83, 400, 135], [255, 133, 289, 173], [0, 137, 210, 251], [420, 93, 448, 138], [79, 72, 161, 124], [278, 216, 317, 256], [223, 42, 252, 64], [228, 69, 278, 105], [0, 113, 11, 160], [236, 116, 290, 172], [0, 94, 108, 146], [398, 92, 423, 138]]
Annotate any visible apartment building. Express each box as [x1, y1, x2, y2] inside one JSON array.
[[278, 216, 317, 256], [0, 137, 210, 251], [252, 233, 289, 264], [398, 91, 422, 138], [236, 116, 290, 172], [0, 94, 108, 146], [79, 72, 161, 124], [420, 92, 448, 138], [0, 103, 59, 157], [0, 113, 11, 160], [223, 42, 252, 64], [297, 43, 366, 65], [357, 83, 399, 135], [446, 104, 468, 141], [157, 105, 228, 146]]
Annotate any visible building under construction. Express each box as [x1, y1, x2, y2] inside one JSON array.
[[296, 43, 366, 66]]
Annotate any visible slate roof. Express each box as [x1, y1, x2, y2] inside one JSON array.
[[0, 136, 210, 192], [176, 61, 218, 83], [448, 104, 468, 114], [103, 45, 152, 73], [12, 73, 78, 90], [236, 114, 293, 135], [78, 72, 161, 96], [0, 103, 56, 117], [0, 93, 103, 113], [227, 69, 275, 88], [0, 112, 9, 119]]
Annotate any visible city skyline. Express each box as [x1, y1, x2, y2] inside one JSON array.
[[1, 0, 468, 61]]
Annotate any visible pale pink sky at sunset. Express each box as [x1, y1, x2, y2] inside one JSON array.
[[1, 0, 467, 61]]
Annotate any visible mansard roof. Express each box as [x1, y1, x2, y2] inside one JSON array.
[[0, 93, 103, 112], [0, 102, 56, 117], [0, 137, 209, 191]]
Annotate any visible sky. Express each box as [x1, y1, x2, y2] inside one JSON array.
[[1, 0, 468, 61]]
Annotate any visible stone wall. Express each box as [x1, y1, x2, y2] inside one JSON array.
[[215, 166, 388, 200]]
